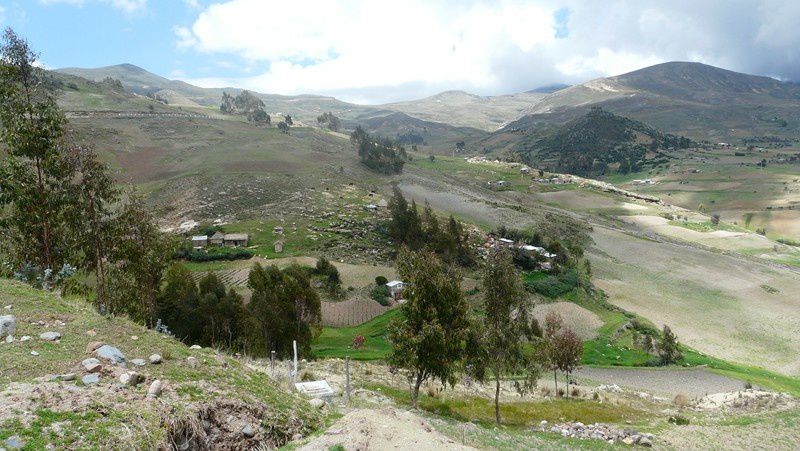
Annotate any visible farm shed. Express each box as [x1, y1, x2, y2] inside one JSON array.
[[223, 233, 249, 247], [209, 231, 225, 246], [191, 235, 208, 249], [386, 280, 405, 301]]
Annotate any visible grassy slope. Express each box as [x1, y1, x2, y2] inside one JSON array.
[[0, 279, 320, 449], [312, 309, 400, 360]]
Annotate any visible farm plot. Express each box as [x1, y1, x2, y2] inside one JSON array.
[[322, 298, 392, 327], [190, 268, 250, 287]]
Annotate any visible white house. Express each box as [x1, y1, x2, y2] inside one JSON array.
[[386, 280, 405, 300], [191, 235, 208, 249]]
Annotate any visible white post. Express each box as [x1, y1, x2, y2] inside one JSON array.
[[345, 356, 351, 404], [270, 350, 276, 378], [293, 340, 298, 377]]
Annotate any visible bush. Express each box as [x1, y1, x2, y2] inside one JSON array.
[[353, 335, 366, 350], [524, 268, 579, 298], [375, 275, 388, 286], [370, 285, 390, 306], [668, 415, 690, 425], [673, 393, 690, 407], [174, 246, 254, 262]]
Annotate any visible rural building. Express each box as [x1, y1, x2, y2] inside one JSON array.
[[223, 233, 249, 247], [209, 231, 225, 246], [274, 241, 284, 253], [191, 235, 208, 249], [386, 280, 405, 301]]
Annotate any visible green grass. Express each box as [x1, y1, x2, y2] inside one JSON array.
[[312, 309, 400, 360], [668, 220, 744, 233], [368, 383, 648, 427]]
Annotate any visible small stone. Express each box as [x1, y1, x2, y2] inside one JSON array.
[[85, 363, 102, 373], [30, 350, 40, 356], [5, 335, 14, 343], [131, 358, 146, 367], [86, 341, 104, 354], [241, 424, 254, 438], [149, 354, 162, 364], [130, 335, 139, 341], [86, 329, 97, 336], [58, 373, 77, 381], [95, 344, 126, 366], [309, 398, 325, 409], [82, 374, 100, 385], [40, 331, 62, 341], [147, 379, 162, 398], [3, 304, 11, 310], [639, 437, 653, 447], [190, 345, 202, 350], [187, 356, 198, 368], [20, 335, 31, 342], [622, 437, 635, 445]]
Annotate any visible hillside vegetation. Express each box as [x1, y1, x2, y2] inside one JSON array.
[[515, 108, 694, 176], [0, 280, 320, 449]]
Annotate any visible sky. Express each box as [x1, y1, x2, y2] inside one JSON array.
[[3, 0, 800, 104]]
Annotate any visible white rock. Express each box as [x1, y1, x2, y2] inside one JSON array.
[[40, 331, 62, 341], [5, 335, 14, 343], [309, 398, 326, 409], [0, 315, 16, 337], [120, 372, 142, 386], [131, 359, 146, 367], [149, 354, 162, 364], [19, 336, 31, 342], [30, 350, 39, 356], [187, 356, 198, 368], [189, 345, 202, 350], [147, 379, 162, 398]]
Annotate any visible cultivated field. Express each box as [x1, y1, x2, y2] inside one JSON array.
[[321, 298, 392, 327]]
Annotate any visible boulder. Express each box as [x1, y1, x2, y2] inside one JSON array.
[[4, 435, 24, 449], [82, 374, 100, 385], [189, 344, 202, 350], [120, 372, 142, 386], [309, 398, 325, 409], [58, 373, 77, 381], [639, 437, 653, 447], [39, 331, 62, 341], [131, 359, 146, 367], [149, 354, 162, 364], [86, 341, 104, 354], [0, 315, 16, 337], [5, 335, 14, 343], [30, 350, 39, 356], [95, 345, 126, 366], [187, 356, 198, 369], [147, 379, 162, 398]]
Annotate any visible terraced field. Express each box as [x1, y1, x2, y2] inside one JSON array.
[[321, 298, 392, 327]]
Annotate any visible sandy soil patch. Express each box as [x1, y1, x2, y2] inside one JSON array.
[[531, 302, 603, 340], [297, 408, 474, 451]]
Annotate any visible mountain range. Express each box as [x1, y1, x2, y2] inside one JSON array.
[[57, 61, 800, 146]]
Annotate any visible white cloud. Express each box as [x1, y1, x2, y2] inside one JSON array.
[[183, 0, 201, 10], [39, 0, 147, 14], [174, 0, 800, 103]]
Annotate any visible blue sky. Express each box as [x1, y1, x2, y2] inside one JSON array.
[[3, 1, 800, 104]]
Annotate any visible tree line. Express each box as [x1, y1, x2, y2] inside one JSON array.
[[385, 187, 474, 266]]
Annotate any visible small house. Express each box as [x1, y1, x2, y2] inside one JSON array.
[[386, 280, 405, 301], [223, 233, 249, 247], [498, 238, 515, 247], [274, 241, 284, 253], [209, 231, 225, 246], [191, 235, 208, 249]]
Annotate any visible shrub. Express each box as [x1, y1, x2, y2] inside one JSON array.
[[571, 388, 581, 397], [524, 268, 579, 298], [557, 388, 565, 398], [744, 381, 753, 390], [668, 415, 690, 425], [353, 335, 366, 350], [673, 393, 690, 407], [371, 284, 390, 306], [375, 275, 388, 286], [174, 246, 254, 262]]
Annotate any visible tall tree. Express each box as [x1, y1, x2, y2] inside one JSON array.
[[0, 28, 72, 270], [111, 192, 171, 326], [470, 250, 541, 424], [657, 325, 682, 365], [387, 249, 472, 408], [543, 311, 564, 394], [66, 145, 119, 308]]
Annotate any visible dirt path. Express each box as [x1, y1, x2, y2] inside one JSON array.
[[576, 367, 746, 398], [297, 407, 474, 451]]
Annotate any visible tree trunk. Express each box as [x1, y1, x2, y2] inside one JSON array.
[[411, 373, 424, 409], [553, 369, 558, 396], [494, 376, 501, 425]]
